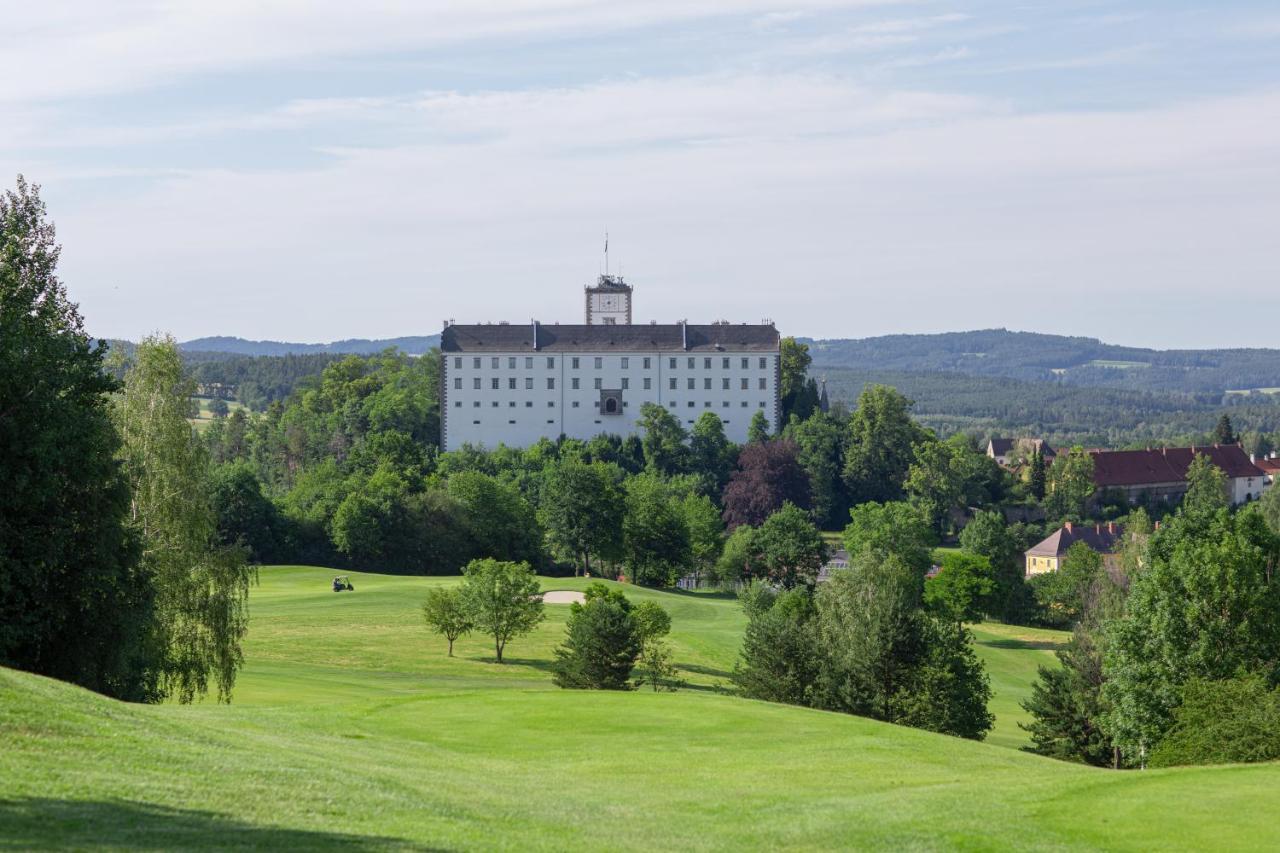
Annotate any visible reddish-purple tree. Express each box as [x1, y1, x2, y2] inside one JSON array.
[[721, 439, 811, 529]]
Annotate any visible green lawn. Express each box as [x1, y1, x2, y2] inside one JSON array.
[[3, 566, 1278, 850]]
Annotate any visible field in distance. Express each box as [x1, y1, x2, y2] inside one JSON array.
[[3, 566, 1278, 850]]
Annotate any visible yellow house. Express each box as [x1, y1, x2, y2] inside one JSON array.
[[1024, 521, 1124, 577]]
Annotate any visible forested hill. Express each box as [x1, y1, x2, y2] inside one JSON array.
[[179, 335, 441, 356], [801, 329, 1280, 395]]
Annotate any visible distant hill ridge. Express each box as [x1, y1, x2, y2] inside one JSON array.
[[180, 335, 441, 356]]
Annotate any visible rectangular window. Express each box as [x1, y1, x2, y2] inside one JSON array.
[[759, 377, 767, 390], [594, 378, 602, 390], [525, 357, 533, 369], [722, 357, 729, 369], [454, 377, 462, 389], [491, 357, 500, 369], [741, 378, 749, 390], [454, 401, 461, 408], [669, 358, 677, 369], [644, 378, 651, 390], [643, 357, 651, 369], [722, 378, 730, 390], [741, 358, 749, 369], [704, 357, 711, 369], [454, 357, 462, 369], [525, 401, 533, 408], [621, 357, 629, 369], [509, 401, 516, 407], [473, 357, 481, 369], [492, 401, 500, 408], [594, 356, 603, 369], [760, 357, 768, 369], [704, 378, 711, 390], [704, 401, 711, 407], [687, 357, 695, 369], [722, 401, 730, 408], [473, 377, 481, 390], [621, 378, 630, 390], [547, 378, 555, 390], [668, 401, 677, 408], [525, 377, 533, 390], [669, 378, 677, 390], [572, 401, 580, 408], [508, 357, 517, 369], [548, 401, 555, 407], [474, 401, 480, 408], [572, 357, 580, 369], [688, 401, 695, 407], [741, 401, 748, 407], [572, 378, 580, 390], [687, 378, 695, 390], [547, 357, 555, 368], [508, 378, 517, 390]]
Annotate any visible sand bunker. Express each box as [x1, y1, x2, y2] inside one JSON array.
[[541, 590, 587, 604]]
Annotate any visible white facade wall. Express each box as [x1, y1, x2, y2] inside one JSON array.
[[442, 350, 778, 451], [1231, 473, 1267, 505]]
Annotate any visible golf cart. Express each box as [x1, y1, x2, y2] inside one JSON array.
[[332, 575, 354, 592]]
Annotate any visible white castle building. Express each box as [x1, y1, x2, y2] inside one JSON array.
[[440, 276, 781, 451]]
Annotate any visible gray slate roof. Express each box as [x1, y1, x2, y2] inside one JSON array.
[[441, 323, 780, 353]]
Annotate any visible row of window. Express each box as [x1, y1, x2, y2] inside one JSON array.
[[453, 376, 771, 391], [467, 416, 749, 427], [452, 399, 767, 410], [451, 355, 773, 371]]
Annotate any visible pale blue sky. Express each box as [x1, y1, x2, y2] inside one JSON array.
[[4, 1, 1278, 347]]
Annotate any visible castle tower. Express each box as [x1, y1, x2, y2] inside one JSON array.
[[585, 274, 632, 325]]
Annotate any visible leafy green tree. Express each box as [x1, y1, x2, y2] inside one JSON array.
[[689, 411, 735, 499], [552, 583, 640, 689], [778, 337, 814, 422], [842, 385, 930, 506], [784, 411, 846, 529], [421, 586, 473, 656], [622, 473, 692, 587], [891, 617, 994, 740], [633, 600, 672, 645], [1149, 675, 1280, 767], [1102, 510, 1280, 764], [714, 523, 759, 586], [207, 398, 230, 418], [1259, 483, 1280, 535], [0, 176, 152, 699], [733, 585, 820, 706], [842, 501, 935, 576], [209, 462, 280, 563], [958, 510, 1031, 623], [538, 459, 624, 576], [1212, 414, 1237, 446], [638, 402, 689, 476], [115, 335, 256, 704], [635, 638, 680, 692], [458, 558, 545, 663], [681, 493, 724, 576], [747, 409, 771, 443], [447, 470, 543, 566], [924, 553, 996, 623], [1181, 454, 1228, 518], [1044, 447, 1096, 519], [812, 551, 993, 739], [1028, 541, 1103, 628], [905, 438, 966, 535], [752, 503, 828, 589]]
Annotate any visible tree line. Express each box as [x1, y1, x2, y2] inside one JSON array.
[[1, 178, 253, 704]]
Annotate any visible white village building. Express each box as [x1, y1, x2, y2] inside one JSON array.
[[440, 276, 781, 451]]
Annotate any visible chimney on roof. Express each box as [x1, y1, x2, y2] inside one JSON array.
[[531, 320, 539, 351], [681, 320, 688, 351]]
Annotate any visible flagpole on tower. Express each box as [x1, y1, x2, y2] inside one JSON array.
[[604, 230, 609, 277]]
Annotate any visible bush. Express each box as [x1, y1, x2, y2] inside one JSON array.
[[552, 584, 641, 689], [1149, 675, 1280, 767]]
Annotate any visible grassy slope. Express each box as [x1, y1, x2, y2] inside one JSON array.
[[3, 566, 1279, 851]]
